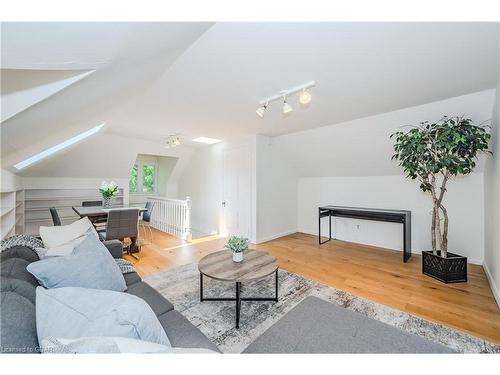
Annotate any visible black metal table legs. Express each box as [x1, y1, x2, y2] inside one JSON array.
[[318, 209, 332, 244], [199, 270, 279, 329]]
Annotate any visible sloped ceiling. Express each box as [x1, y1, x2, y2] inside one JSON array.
[[0, 22, 213, 168], [110, 22, 499, 141], [1, 69, 94, 122], [1, 22, 499, 179]]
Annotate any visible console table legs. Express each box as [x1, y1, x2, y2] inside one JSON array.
[[199, 270, 279, 329]]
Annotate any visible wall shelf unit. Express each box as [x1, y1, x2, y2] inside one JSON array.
[[24, 188, 124, 235], [1, 189, 24, 240]]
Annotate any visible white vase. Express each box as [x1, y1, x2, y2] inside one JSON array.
[[232, 252, 243, 262]]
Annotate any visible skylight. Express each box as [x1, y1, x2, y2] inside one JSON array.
[[13, 123, 105, 170], [192, 137, 222, 145]]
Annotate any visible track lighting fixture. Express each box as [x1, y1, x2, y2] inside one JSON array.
[[256, 80, 315, 118], [164, 134, 181, 148], [256, 103, 268, 118], [282, 97, 293, 114]]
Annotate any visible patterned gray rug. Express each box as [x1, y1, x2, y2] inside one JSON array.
[[145, 263, 500, 353]]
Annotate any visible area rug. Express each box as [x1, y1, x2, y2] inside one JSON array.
[[144, 263, 500, 353]]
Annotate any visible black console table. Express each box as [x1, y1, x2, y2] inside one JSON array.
[[318, 206, 412, 262]]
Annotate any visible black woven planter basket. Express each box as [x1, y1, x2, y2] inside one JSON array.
[[422, 250, 467, 283]]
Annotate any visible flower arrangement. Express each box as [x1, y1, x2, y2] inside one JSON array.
[[225, 236, 249, 253], [99, 181, 118, 208], [99, 181, 119, 198]]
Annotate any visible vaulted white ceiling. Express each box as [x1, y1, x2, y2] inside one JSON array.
[[1, 22, 499, 177], [110, 22, 499, 141], [1, 22, 213, 166]]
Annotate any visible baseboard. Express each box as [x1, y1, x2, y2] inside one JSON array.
[[483, 262, 500, 309], [256, 230, 298, 244]]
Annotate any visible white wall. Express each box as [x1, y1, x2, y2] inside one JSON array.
[[256, 90, 495, 264], [255, 135, 298, 243], [483, 27, 500, 307], [298, 174, 484, 264], [176, 137, 257, 241], [177, 143, 224, 237]]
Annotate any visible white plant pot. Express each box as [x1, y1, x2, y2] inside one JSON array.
[[233, 252, 243, 263]]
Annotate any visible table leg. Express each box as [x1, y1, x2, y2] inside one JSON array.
[[318, 208, 321, 244], [200, 273, 204, 302], [236, 282, 241, 329], [275, 269, 279, 302]]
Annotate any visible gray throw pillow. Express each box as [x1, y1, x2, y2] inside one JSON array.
[[36, 287, 170, 346], [27, 234, 126, 292]]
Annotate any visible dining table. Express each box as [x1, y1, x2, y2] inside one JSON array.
[[72, 205, 147, 252]]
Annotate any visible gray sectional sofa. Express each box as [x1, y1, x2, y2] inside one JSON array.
[[0, 243, 219, 353]]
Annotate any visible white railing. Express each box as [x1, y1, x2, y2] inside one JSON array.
[[148, 196, 192, 241]]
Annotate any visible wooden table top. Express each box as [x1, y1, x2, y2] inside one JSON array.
[[72, 206, 146, 217], [198, 250, 278, 282]]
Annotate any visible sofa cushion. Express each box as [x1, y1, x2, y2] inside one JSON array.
[[0, 291, 39, 353], [36, 286, 170, 346], [126, 281, 174, 316], [158, 310, 220, 352], [1, 245, 40, 263], [124, 272, 142, 286], [0, 276, 36, 304], [41, 336, 217, 354], [1, 258, 39, 286], [27, 234, 126, 292]]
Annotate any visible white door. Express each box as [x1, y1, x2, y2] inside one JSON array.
[[223, 146, 251, 238]]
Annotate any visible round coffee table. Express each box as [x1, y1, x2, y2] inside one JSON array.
[[198, 250, 279, 329]]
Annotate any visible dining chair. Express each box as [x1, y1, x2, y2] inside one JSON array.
[[99, 208, 141, 258], [49, 207, 61, 226], [81, 200, 102, 207], [82, 200, 107, 231], [139, 201, 155, 245]]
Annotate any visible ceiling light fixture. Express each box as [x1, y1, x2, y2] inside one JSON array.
[[192, 137, 222, 145], [282, 97, 293, 114], [13, 123, 105, 171], [256, 103, 268, 118], [299, 89, 312, 105], [164, 134, 181, 148], [256, 80, 315, 118]]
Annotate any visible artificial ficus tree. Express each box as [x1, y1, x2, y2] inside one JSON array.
[[391, 116, 490, 258]]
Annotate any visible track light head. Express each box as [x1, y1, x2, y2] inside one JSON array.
[[256, 103, 268, 118], [282, 98, 293, 114], [299, 89, 312, 105]]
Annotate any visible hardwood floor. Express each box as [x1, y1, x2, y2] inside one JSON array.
[[125, 229, 500, 344]]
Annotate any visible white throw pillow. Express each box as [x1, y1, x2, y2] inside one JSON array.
[[41, 337, 216, 354], [36, 287, 170, 346], [39, 217, 98, 257]]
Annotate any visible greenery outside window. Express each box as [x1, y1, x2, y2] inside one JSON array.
[[142, 164, 156, 193], [129, 164, 138, 192], [129, 161, 157, 194]]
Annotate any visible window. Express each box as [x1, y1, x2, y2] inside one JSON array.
[[142, 164, 155, 193], [129, 164, 138, 192], [129, 161, 157, 194]]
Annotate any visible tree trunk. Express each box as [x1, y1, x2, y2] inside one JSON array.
[[435, 203, 443, 253], [440, 204, 449, 257], [431, 205, 437, 254]]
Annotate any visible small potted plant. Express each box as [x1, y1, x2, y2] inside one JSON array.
[[225, 236, 249, 262], [99, 181, 119, 208], [391, 116, 490, 283]]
